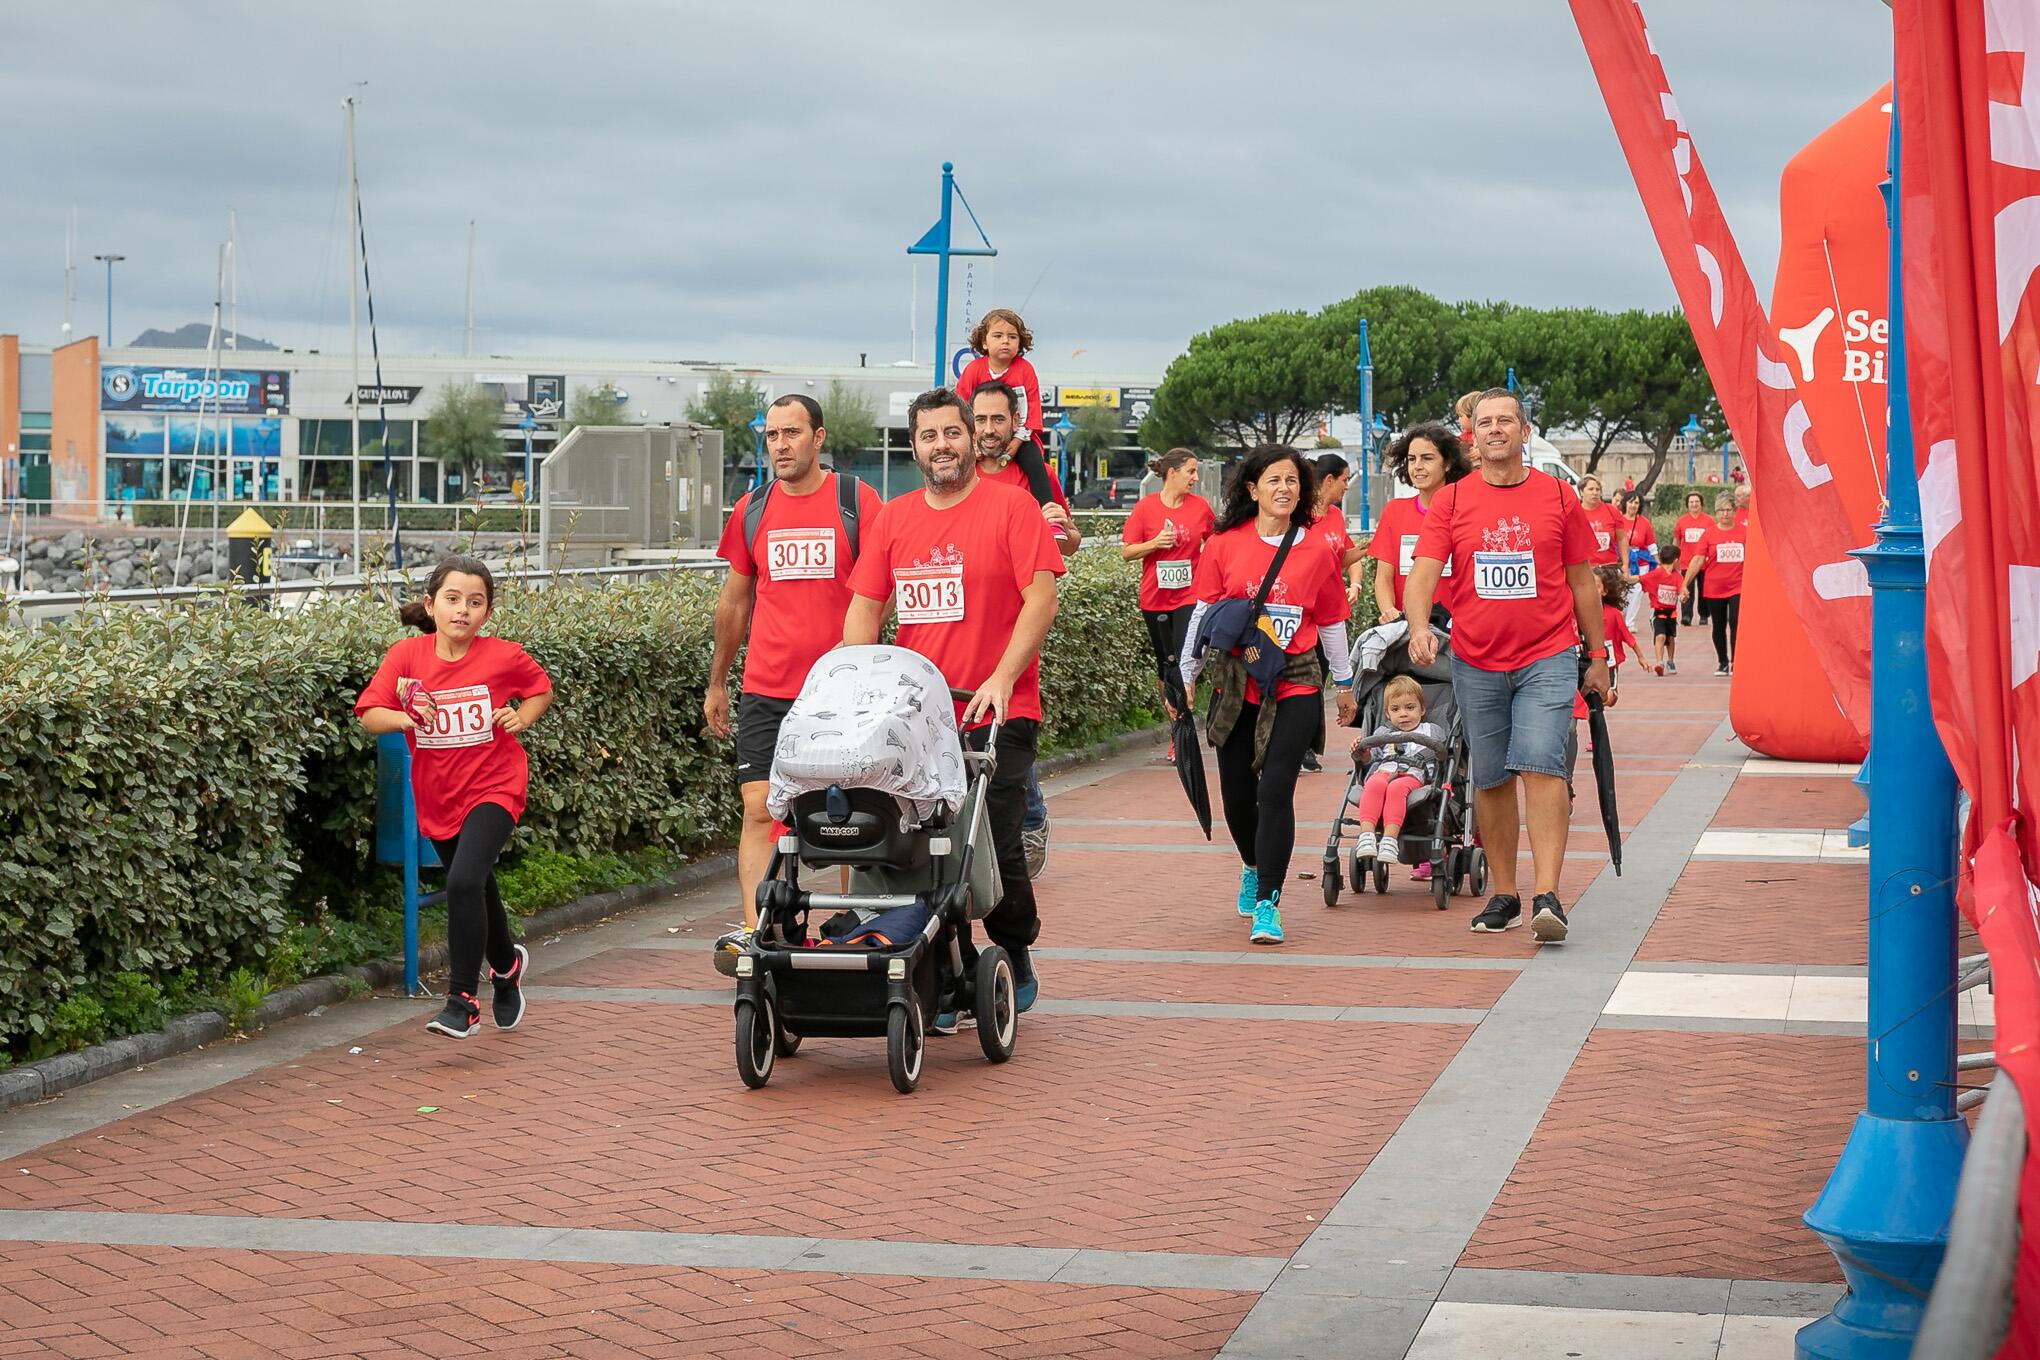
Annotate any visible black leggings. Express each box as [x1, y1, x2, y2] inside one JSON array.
[[1215, 693, 1318, 905], [430, 802, 517, 997], [1709, 594, 1741, 667], [962, 718, 1041, 960], [1143, 606, 1194, 708]]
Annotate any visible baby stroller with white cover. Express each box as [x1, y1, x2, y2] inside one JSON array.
[[734, 645, 1017, 1094], [1321, 618, 1487, 911]]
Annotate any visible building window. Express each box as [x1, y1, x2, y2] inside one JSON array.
[[106, 457, 164, 500], [105, 414, 165, 455]]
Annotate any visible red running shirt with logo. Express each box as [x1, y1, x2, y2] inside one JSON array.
[[1695, 523, 1748, 597], [1121, 493, 1215, 611], [716, 472, 887, 698], [847, 478, 1067, 727], [1413, 470, 1596, 673], [1581, 501, 1624, 566], [1675, 512, 1715, 570], [1192, 524, 1351, 704], [355, 634, 552, 840], [1367, 494, 1457, 613]]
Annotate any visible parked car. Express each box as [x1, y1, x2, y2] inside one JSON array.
[[1069, 478, 1142, 510]]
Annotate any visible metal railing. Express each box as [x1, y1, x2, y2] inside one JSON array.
[[1914, 1069, 2025, 1358]]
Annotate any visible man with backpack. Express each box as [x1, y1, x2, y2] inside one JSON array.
[[707, 394, 885, 963]]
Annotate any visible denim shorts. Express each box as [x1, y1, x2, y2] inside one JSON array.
[[1451, 647, 1579, 789]]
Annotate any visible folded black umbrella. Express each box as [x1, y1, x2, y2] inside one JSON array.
[[1584, 690, 1622, 876], [1170, 707, 1213, 840]]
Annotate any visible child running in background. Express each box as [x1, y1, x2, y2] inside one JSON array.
[[1598, 564, 1642, 684], [956, 309, 1046, 451], [356, 555, 553, 1040], [1348, 676, 1446, 866], [1639, 541, 1686, 675]]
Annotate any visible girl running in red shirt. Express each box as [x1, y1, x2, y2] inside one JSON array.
[[356, 555, 553, 1039]]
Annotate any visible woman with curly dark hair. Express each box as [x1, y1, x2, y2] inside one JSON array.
[[1367, 421, 1473, 624], [1181, 446, 1357, 946]]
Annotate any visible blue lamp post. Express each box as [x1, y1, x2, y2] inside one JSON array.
[[1795, 90, 1965, 1360], [1680, 413, 1703, 484], [1355, 317, 1375, 530], [748, 407, 767, 491], [1052, 410, 1075, 494]]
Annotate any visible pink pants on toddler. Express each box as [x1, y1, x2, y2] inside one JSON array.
[[1357, 769, 1424, 826]]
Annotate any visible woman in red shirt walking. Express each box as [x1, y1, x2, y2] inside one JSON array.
[[1367, 421, 1472, 624], [356, 555, 554, 1039], [1673, 491, 1713, 626], [1183, 446, 1357, 946], [1578, 475, 1626, 568], [1120, 448, 1214, 724], [1680, 493, 1748, 675]]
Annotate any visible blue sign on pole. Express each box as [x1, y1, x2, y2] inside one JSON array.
[[907, 162, 997, 391]]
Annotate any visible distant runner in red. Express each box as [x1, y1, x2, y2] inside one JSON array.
[[1299, 453, 1368, 774], [707, 394, 884, 960], [955, 308, 1046, 450], [356, 555, 553, 1040], [1120, 447, 1214, 722], [1404, 389, 1611, 944], [1639, 541, 1686, 674], [1674, 491, 1713, 627], [1369, 421, 1472, 623], [1578, 474, 1626, 568], [844, 388, 1066, 1020], [1682, 491, 1747, 676], [1182, 445, 1358, 948], [1734, 484, 1753, 528]]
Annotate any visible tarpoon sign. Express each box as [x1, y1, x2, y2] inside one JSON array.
[[103, 366, 289, 415]]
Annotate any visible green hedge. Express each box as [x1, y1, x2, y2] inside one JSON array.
[[1650, 481, 1738, 515], [0, 550, 1159, 1058]]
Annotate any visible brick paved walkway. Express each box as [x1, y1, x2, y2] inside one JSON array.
[[0, 670, 1906, 1358]]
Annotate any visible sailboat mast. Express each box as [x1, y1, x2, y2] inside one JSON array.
[[61, 208, 76, 342], [345, 97, 361, 571], [464, 219, 476, 358], [226, 208, 238, 352]]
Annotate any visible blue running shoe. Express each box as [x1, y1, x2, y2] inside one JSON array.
[[1249, 899, 1285, 945], [1013, 948, 1038, 1013], [1237, 866, 1259, 917]]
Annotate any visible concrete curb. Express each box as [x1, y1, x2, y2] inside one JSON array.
[[0, 723, 1163, 1114]]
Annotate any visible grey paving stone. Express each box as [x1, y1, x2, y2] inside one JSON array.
[[1441, 1267, 1731, 1315], [1053, 1249, 1284, 1291]]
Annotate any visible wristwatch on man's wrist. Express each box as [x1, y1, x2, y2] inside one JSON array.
[[1583, 647, 1608, 661]]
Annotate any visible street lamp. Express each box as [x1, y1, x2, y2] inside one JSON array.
[[748, 407, 768, 491], [1052, 411, 1075, 493], [93, 254, 125, 345], [1680, 413, 1703, 483]]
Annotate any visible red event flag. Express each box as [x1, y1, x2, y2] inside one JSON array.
[[1569, 0, 1872, 738]]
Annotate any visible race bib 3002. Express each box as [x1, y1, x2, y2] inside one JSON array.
[[1155, 558, 1193, 591], [1472, 550, 1536, 601], [895, 564, 965, 624], [764, 527, 836, 580], [417, 683, 495, 750], [1261, 602, 1304, 649], [1715, 541, 1745, 564]]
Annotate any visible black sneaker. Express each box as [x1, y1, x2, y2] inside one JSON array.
[[1469, 896, 1522, 933], [1531, 894, 1570, 943], [1301, 750, 1322, 773], [490, 944, 529, 1029], [425, 993, 480, 1039]]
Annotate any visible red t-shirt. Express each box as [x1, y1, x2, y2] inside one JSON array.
[[1626, 514, 1656, 551], [1582, 502, 1623, 566], [1192, 524, 1350, 703], [1696, 523, 1748, 597], [1121, 492, 1215, 612], [1366, 494, 1456, 612], [1603, 602, 1638, 667], [846, 477, 1067, 727], [1640, 566, 1685, 616], [956, 355, 1046, 443], [716, 472, 887, 699], [977, 446, 1070, 510], [1735, 505, 1751, 529], [1414, 469, 1596, 673], [1675, 512, 1714, 569], [355, 633, 552, 841]]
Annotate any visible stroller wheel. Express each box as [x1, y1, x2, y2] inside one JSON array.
[[1348, 850, 1367, 894], [886, 1001, 925, 1094], [1432, 865, 1453, 911], [734, 995, 776, 1089], [1371, 860, 1390, 895], [974, 947, 1017, 1064], [1467, 848, 1489, 897], [1321, 856, 1342, 907]]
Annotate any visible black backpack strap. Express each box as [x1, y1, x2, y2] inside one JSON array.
[[741, 479, 776, 557], [836, 472, 861, 559]]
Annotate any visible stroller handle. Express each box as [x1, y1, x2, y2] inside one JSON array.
[[1353, 730, 1448, 758]]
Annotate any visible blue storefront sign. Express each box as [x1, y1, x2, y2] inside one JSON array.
[[102, 365, 290, 415]]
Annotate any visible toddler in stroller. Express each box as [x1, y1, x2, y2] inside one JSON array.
[[1322, 620, 1489, 910], [733, 646, 1018, 1094]]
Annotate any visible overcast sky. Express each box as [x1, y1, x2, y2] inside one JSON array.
[[0, 2, 1892, 377]]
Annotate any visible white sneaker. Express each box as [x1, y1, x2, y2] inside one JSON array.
[[1377, 836, 1400, 862], [1351, 832, 1378, 861]]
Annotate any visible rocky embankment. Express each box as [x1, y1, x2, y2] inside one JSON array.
[[5, 531, 540, 593]]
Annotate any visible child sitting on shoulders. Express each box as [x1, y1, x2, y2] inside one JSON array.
[[1349, 676, 1446, 865], [956, 308, 1046, 450]]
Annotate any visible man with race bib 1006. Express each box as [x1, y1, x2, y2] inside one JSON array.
[[843, 388, 1067, 1025], [707, 394, 885, 967], [1402, 388, 1611, 944]]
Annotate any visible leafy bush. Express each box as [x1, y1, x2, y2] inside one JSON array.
[[1651, 481, 1736, 515]]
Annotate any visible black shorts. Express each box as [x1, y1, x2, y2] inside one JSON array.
[[1651, 614, 1677, 639], [1143, 606, 1194, 686], [734, 693, 795, 785]]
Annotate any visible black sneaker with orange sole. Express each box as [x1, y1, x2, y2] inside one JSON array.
[[426, 992, 480, 1039]]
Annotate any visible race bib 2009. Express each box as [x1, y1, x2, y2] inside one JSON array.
[[1398, 534, 1451, 578], [895, 564, 965, 624], [1714, 541, 1746, 564], [1261, 602, 1304, 649], [416, 683, 495, 750], [765, 527, 835, 580], [1472, 550, 1536, 601], [1154, 558, 1193, 591]]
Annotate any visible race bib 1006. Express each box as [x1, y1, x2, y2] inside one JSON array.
[[895, 564, 965, 624], [1261, 602, 1304, 649], [764, 527, 835, 580], [416, 682, 494, 750], [1472, 550, 1536, 601], [1154, 558, 1193, 591], [1715, 541, 1746, 564]]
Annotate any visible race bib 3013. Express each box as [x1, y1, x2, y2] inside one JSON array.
[[764, 527, 836, 580], [895, 564, 965, 624], [417, 682, 495, 750]]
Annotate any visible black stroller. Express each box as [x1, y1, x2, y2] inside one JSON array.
[[733, 648, 1016, 1094], [1321, 620, 1488, 911]]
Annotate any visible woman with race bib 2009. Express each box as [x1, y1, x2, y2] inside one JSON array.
[[1367, 421, 1473, 626], [1183, 445, 1357, 947], [1120, 448, 1215, 752]]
